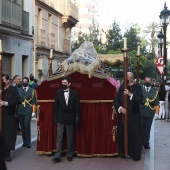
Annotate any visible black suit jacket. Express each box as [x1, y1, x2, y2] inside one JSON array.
[[2, 86, 20, 115], [54, 89, 80, 125]]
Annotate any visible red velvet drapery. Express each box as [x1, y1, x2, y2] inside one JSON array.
[[36, 72, 118, 156]]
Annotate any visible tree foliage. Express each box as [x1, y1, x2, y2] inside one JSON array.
[[105, 21, 122, 52], [123, 24, 141, 51]]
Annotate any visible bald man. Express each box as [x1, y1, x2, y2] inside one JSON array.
[[114, 72, 143, 161]]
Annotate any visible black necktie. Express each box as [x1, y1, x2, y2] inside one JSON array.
[[24, 88, 26, 91], [64, 90, 68, 93], [147, 87, 149, 92]]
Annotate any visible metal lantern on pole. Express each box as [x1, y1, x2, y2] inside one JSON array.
[[157, 29, 164, 57], [160, 2, 170, 82]]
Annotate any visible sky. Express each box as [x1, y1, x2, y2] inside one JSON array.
[[98, 0, 170, 32]]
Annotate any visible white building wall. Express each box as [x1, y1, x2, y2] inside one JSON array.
[[72, 0, 99, 40]]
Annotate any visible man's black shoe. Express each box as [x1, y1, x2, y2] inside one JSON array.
[[22, 144, 27, 147], [5, 156, 11, 162], [67, 157, 73, 161], [27, 145, 31, 148], [133, 158, 140, 161], [144, 145, 150, 149], [52, 157, 61, 163]]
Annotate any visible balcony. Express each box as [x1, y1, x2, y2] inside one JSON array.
[[69, 1, 78, 20], [1, 0, 30, 34], [38, 29, 46, 47], [63, 39, 70, 54], [22, 10, 29, 33], [48, 33, 55, 49], [62, 0, 78, 28], [1, 0, 21, 29]]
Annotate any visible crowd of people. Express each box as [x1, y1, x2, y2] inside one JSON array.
[[1, 71, 170, 168], [0, 73, 38, 169]]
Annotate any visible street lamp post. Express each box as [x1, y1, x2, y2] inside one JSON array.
[[160, 3, 170, 82], [157, 29, 164, 57]]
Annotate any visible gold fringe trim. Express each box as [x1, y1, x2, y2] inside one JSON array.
[[112, 126, 117, 142], [36, 150, 56, 155], [77, 153, 118, 157], [37, 100, 113, 103], [112, 106, 117, 120], [36, 150, 118, 157]]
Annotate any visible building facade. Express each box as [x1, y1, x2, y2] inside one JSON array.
[[34, 0, 78, 82], [71, 0, 99, 42], [0, 0, 34, 79]]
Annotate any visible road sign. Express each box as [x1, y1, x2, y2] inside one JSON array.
[[156, 56, 164, 75]]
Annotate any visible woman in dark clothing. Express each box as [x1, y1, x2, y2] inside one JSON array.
[[158, 83, 166, 119]]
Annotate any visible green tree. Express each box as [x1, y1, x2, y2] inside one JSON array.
[[123, 24, 141, 51], [142, 60, 157, 79], [105, 21, 122, 52], [128, 50, 147, 78], [142, 22, 160, 56]]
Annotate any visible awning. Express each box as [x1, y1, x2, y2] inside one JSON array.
[[99, 54, 123, 65]]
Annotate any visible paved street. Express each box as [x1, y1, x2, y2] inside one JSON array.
[[5, 119, 170, 170]]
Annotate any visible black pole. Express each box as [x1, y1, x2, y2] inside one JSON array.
[[163, 23, 167, 82], [160, 43, 163, 56]]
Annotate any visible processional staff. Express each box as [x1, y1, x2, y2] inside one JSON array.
[[0, 40, 2, 132], [121, 37, 129, 156]]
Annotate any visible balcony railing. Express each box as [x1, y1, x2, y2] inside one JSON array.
[[2, 0, 11, 26], [22, 10, 29, 33], [60, 0, 78, 21], [1, 0, 21, 29], [11, 1, 21, 29], [63, 39, 70, 54], [38, 29, 46, 47], [48, 33, 55, 49]]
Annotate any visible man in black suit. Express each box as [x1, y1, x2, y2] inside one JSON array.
[[52, 76, 80, 163], [0, 74, 20, 161]]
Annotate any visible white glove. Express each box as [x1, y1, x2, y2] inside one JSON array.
[[32, 112, 36, 117]]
